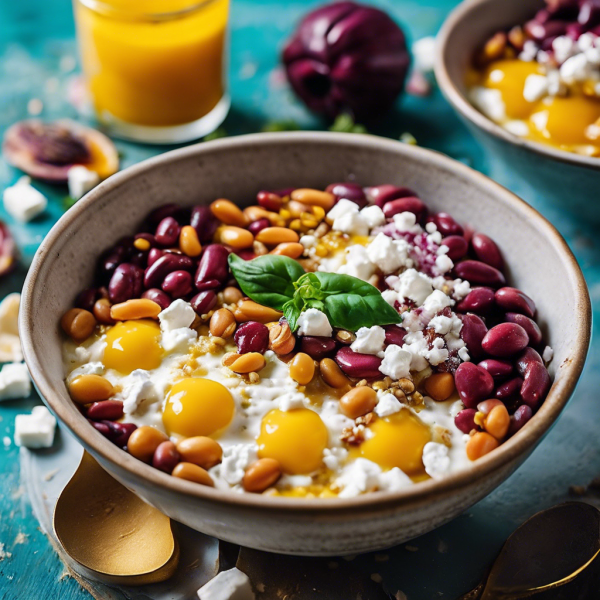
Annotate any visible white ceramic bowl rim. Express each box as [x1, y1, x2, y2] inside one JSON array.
[[435, 0, 600, 171], [20, 132, 591, 512]]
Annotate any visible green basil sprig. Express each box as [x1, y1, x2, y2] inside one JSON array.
[[228, 254, 401, 332]]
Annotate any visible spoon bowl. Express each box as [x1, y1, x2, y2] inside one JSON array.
[[54, 451, 179, 585]]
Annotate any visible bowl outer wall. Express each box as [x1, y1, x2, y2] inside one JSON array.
[[435, 0, 600, 221], [19, 132, 591, 555]]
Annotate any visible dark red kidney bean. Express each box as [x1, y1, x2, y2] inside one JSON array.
[[505, 313, 542, 346], [454, 260, 506, 287], [384, 325, 406, 347], [456, 287, 495, 315], [75, 288, 97, 311], [109, 263, 143, 303], [567, 22, 585, 38], [335, 347, 382, 379], [147, 203, 180, 225], [98, 246, 127, 281], [144, 254, 194, 289], [257, 191, 283, 212], [152, 441, 181, 473], [191, 205, 220, 242], [515, 347, 544, 377], [248, 218, 270, 235], [524, 18, 567, 40], [300, 336, 337, 360], [134, 232, 156, 246], [460, 313, 488, 359], [87, 400, 124, 421], [368, 185, 418, 208], [454, 362, 495, 408], [162, 270, 193, 298], [325, 182, 367, 207], [148, 248, 164, 267], [508, 405, 533, 436], [495, 376, 523, 403], [441, 235, 468, 261], [478, 358, 513, 380], [432, 212, 463, 236], [235, 250, 256, 261], [195, 244, 230, 291], [471, 233, 503, 271], [190, 290, 217, 315], [130, 251, 147, 269], [105, 421, 137, 448], [155, 216, 180, 247], [382, 197, 428, 222], [521, 362, 550, 410], [455, 408, 478, 434], [482, 323, 529, 357], [495, 287, 536, 318], [142, 288, 171, 310], [234, 321, 269, 354], [89, 419, 111, 438]]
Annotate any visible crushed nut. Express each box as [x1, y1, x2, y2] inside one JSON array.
[[253, 240, 268, 256], [398, 378, 415, 394], [268, 320, 295, 355], [433, 425, 452, 447], [335, 329, 355, 344], [222, 352, 239, 367], [355, 412, 375, 427], [248, 372, 260, 384], [340, 424, 366, 445]]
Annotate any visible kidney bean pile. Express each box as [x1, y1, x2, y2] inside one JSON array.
[[61, 182, 552, 487]]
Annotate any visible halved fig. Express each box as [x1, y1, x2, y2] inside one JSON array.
[[2, 120, 118, 183], [0, 221, 17, 277]]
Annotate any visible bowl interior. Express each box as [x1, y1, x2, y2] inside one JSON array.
[[20, 132, 590, 508]]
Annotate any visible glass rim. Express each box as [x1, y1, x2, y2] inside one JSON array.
[[75, 0, 222, 21]]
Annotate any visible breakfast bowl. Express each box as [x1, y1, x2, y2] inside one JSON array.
[[20, 132, 590, 556], [436, 0, 600, 222]]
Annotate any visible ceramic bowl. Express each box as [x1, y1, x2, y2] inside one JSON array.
[[20, 132, 591, 556], [436, 0, 600, 222]]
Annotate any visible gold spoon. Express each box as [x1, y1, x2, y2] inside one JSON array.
[[461, 502, 600, 599], [54, 451, 179, 585]]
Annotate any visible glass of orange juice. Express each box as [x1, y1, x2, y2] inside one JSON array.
[[73, 0, 230, 144]]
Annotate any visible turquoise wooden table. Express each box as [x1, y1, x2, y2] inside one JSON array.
[[1, 1, 599, 598]]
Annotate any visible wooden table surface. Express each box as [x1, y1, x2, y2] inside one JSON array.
[[1, 1, 599, 598]]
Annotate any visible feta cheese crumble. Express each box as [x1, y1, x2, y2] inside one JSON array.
[[15, 406, 56, 449], [296, 308, 333, 337], [3, 177, 47, 222]]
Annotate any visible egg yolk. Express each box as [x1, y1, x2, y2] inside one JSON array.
[[531, 95, 600, 146], [481, 59, 542, 120], [355, 410, 431, 476], [103, 320, 162, 374], [257, 409, 328, 475], [163, 378, 234, 438]]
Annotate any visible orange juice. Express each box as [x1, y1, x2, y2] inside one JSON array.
[[74, 0, 229, 142]]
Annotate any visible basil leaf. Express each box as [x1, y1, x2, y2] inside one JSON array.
[[228, 254, 305, 311], [311, 272, 402, 330], [283, 297, 303, 332]]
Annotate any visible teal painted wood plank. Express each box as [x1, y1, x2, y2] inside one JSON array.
[[1, 1, 599, 599]]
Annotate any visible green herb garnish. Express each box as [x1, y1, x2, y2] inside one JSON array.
[[261, 119, 301, 132], [329, 113, 368, 134], [62, 195, 77, 211], [203, 127, 228, 141], [228, 254, 401, 332]]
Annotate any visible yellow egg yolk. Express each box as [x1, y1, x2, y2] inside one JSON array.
[[481, 59, 542, 120], [163, 378, 235, 438], [530, 95, 600, 146], [103, 320, 162, 374], [257, 408, 328, 475], [355, 410, 431, 476]]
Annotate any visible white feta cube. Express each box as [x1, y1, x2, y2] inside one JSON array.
[[374, 392, 401, 417], [161, 327, 198, 352], [14, 406, 56, 449], [468, 87, 506, 122], [379, 344, 412, 380], [359, 205, 386, 229], [0, 362, 30, 400], [412, 36, 437, 73], [296, 308, 332, 337], [67, 166, 100, 200], [339, 245, 375, 281], [159, 299, 196, 331], [394, 268, 434, 306], [3, 177, 47, 222], [350, 326, 386, 356], [366, 233, 411, 274], [332, 210, 369, 236], [422, 442, 450, 479], [197, 568, 255, 600], [523, 74, 549, 103], [422, 289, 453, 314], [326, 199, 359, 222]]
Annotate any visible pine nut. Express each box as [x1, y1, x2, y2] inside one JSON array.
[[110, 298, 162, 320], [243, 458, 281, 493], [255, 227, 299, 246], [289, 352, 315, 385], [61, 308, 97, 342], [319, 358, 351, 389], [228, 352, 266, 374], [210, 199, 249, 227], [270, 242, 304, 258], [176, 436, 223, 469], [215, 226, 254, 249], [339, 386, 377, 419], [290, 189, 335, 210], [210, 308, 237, 337], [172, 462, 214, 486], [233, 300, 283, 323], [179, 225, 202, 257]]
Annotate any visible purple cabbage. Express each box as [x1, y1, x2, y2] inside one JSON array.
[[282, 1, 411, 120]]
